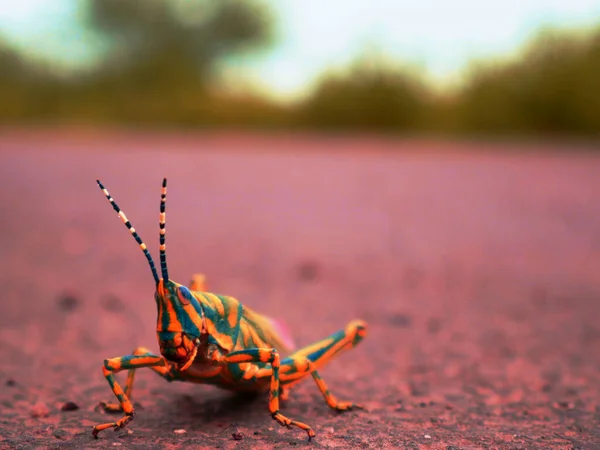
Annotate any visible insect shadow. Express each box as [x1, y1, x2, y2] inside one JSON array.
[[148, 390, 272, 432]]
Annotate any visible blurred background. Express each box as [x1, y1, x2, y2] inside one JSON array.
[[0, 0, 599, 136], [1, 2, 600, 447]]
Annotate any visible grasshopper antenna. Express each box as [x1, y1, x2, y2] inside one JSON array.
[[97, 180, 160, 285], [159, 178, 169, 283]]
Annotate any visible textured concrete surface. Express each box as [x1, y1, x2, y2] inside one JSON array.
[[0, 132, 599, 449]]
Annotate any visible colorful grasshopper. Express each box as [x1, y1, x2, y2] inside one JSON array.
[[92, 179, 367, 440]]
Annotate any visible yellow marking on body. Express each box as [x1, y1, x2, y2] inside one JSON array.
[[240, 323, 251, 346], [204, 317, 217, 335], [204, 317, 234, 350], [159, 212, 166, 223], [161, 187, 167, 195], [140, 243, 147, 250], [102, 189, 109, 196], [246, 326, 262, 347], [183, 303, 204, 330], [227, 305, 237, 329], [129, 227, 135, 234], [160, 244, 166, 251], [118, 211, 128, 223], [160, 228, 165, 235], [204, 293, 225, 317]]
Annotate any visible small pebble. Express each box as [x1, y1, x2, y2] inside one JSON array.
[[174, 429, 187, 435], [60, 401, 79, 411], [31, 402, 49, 418], [324, 427, 335, 434], [232, 432, 243, 440], [297, 261, 319, 281], [424, 435, 431, 439], [112, 443, 122, 447], [53, 429, 68, 439], [57, 293, 80, 312]]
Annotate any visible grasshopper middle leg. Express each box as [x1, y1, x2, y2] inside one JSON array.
[[213, 348, 317, 439], [221, 320, 367, 440]]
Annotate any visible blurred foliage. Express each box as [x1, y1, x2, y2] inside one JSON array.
[[0, 2, 598, 138], [452, 27, 600, 136], [297, 59, 427, 132]]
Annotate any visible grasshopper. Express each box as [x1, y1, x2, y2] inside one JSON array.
[[92, 179, 367, 440]]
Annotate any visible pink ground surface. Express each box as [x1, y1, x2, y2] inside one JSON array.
[[0, 131, 599, 449]]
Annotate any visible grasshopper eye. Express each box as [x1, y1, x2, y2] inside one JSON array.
[[194, 338, 200, 346], [177, 286, 193, 305]]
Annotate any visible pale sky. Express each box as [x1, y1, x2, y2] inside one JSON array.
[[1, 0, 599, 99]]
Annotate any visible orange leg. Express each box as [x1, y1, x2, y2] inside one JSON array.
[[213, 348, 316, 440], [92, 349, 174, 437], [278, 320, 367, 411]]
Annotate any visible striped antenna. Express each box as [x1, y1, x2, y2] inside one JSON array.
[[97, 180, 160, 285], [159, 178, 169, 283]]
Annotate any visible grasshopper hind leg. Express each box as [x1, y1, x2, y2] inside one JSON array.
[[279, 320, 367, 412]]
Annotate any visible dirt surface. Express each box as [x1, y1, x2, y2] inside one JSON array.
[[1, 132, 599, 449]]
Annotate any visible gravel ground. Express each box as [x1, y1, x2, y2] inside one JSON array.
[[0, 131, 599, 449]]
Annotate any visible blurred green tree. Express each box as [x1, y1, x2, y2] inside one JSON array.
[[84, 0, 273, 78], [453, 27, 600, 136], [74, 0, 275, 123], [298, 58, 427, 132]]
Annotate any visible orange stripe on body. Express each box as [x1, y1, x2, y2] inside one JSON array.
[[240, 323, 251, 347], [204, 293, 225, 317], [183, 304, 204, 331], [247, 325, 268, 349], [165, 302, 180, 331], [204, 317, 234, 350], [227, 305, 237, 329]]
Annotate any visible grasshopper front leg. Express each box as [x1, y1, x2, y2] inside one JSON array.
[[212, 348, 316, 439], [92, 350, 174, 437]]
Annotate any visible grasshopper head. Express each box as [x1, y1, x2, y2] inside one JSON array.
[[155, 279, 206, 371], [96, 178, 205, 372]]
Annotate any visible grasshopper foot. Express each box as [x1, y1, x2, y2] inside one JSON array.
[[334, 401, 364, 412], [272, 411, 316, 440], [92, 412, 135, 438]]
